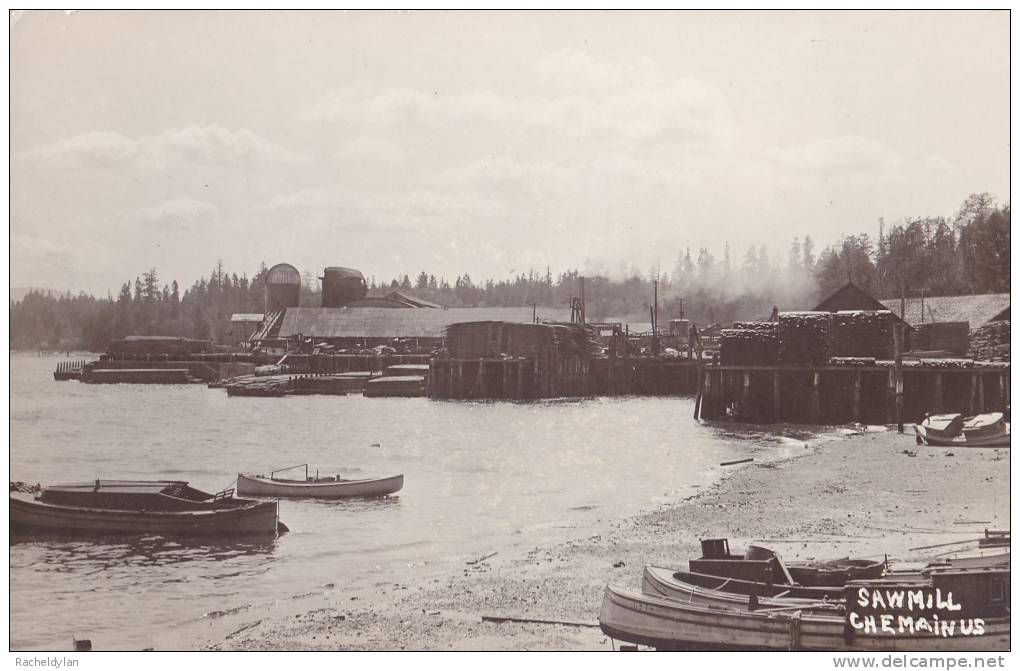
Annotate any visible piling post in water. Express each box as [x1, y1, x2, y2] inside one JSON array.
[[934, 373, 944, 414], [852, 371, 861, 423], [969, 373, 977, 415], [978, 373, 986, 413], [809, 371, 821, 424], [772, 370, 781, 422]]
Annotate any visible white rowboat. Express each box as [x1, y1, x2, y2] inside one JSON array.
[[236, 472, 403, 498]]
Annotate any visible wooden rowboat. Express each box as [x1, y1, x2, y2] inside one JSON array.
[[601, 570, 1010, 651], [643, 566, 847, 601], [10, 480, 282, 537], [690, 538, 885, 587], [236, 471, 403, 498], [915, 413, 1010, 448], [641, 566, 841, 612]]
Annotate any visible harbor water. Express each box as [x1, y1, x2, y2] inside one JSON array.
[[11, 353, 821, 650]]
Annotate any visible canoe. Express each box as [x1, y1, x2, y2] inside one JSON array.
[[236, 472, 403, 498], [10, 480, 281, 537], [601, 578, 1010, 651], [915, 413, 1010, 448]]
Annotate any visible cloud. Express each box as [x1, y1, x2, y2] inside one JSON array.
[[300, 51, 731, 146], [133, 198, 219, 231], [924, 154, 960, 176], [333, 136, 406, 164], [766, 136, 902, 178], [18, 125, 304, 169], [261, 187, 500, 233]]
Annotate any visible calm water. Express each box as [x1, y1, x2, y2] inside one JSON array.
[[10, 353, 818, 650]]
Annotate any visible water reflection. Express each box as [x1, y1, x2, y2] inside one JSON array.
[[12, 532, 279, 570]]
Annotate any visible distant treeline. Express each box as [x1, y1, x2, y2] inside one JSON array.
[[10, 193, 1009, 351]]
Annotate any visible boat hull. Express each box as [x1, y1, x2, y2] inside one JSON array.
[[642, 566, 837, 612], [236, 473, 403, 498], [915, 425, 1010, 448], [10, 493, 280, 537], [600, 584, 1009, 652]]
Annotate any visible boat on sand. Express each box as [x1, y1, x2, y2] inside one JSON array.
[[10, 480, 282, 537], [601, 567, 1010, 651], [915, 413, 1010, 448]]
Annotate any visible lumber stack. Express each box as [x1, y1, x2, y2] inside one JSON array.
[[912, 321, 970, 355], [719, 323, 778, 365], [777, 312, 830, 366], [445, 321, 598, 359], [832, 311, 895, 359], [969, 321, 1010, 362]]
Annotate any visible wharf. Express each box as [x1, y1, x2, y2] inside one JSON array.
[[695, 361, 1010, 424], [85, 368, 194, 384]]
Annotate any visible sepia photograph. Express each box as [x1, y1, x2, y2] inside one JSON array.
[[8, 9, 1011, 659]]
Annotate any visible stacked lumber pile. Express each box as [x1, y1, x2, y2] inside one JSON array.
[[224, 375, 291, 397], [832, 311, 895, 359], [719, 322, 778, 365], [912, 321, 970, 355], [969, 321, 1010, 362], [777, 312, 830, 365], [918, 358, 973, 369], [445, 321, 598, 359], [829, 357, 876, 366]]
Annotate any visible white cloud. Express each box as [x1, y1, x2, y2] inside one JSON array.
[[333, 136, 406, 164], [766, 136, 902, 179], [18, 125, 304, 169], [134, 198, 219, 231], [925, 154, 960, 176], [300, 51, 731, 146]]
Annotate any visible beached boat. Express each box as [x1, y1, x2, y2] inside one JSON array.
[[642, 566, 846, 609], [689, 539, 885, 586], [601, 568, 1010, 651], [236, 467, 403, 498], [643, 566, 847, 601], [10, 480, 282, 537], [915, 413, 1010, 448]]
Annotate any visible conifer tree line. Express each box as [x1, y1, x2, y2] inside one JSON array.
[[10, 193, 1009, 351]]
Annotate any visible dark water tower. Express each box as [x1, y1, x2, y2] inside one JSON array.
[[266, 262, 301, 311], [321, 267, 368, 307]]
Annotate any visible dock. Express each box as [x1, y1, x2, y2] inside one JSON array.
[[695, 361, 1010, 424]]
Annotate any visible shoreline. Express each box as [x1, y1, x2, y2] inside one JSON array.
[[212, 426, 1009, 651]]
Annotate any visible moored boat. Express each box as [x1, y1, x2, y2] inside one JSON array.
[[10, 480, 282, 537], [601, 568, 1010, 651], [236, 469, 403, 498], [915, 413, 1010, 448]]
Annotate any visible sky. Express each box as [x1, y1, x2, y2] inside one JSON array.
[[10, 10, 1010, 296]]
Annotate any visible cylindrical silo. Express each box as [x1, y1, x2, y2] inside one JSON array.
[[266, 263, 301, 311], [320, 267, 368, 307]]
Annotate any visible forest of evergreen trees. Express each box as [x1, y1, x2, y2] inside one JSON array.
[[10, 193, 1009, 351]]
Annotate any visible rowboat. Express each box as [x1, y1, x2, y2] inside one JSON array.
[[10, 480, 282, 537], [690, 538, 885, 586], [601, 568, 1010, 651], [915, 413, 1010, 448], [641, 566, 844, 610], [236, 469, 403, 498], [643, 566, 847, 601]]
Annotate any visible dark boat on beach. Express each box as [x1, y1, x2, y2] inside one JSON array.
[[601, 567, 1010, 651], [690, 538, 885, 586], [10, 480, 283, 537], [643, 566, 848, 601]]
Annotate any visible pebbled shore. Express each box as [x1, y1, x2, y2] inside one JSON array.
[[211, 428, 1009, 651]]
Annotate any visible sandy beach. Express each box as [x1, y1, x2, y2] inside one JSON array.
[[212, 427, 1009, 651]]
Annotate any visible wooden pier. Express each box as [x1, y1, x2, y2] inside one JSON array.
[[695, 362, 1011, 425]]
